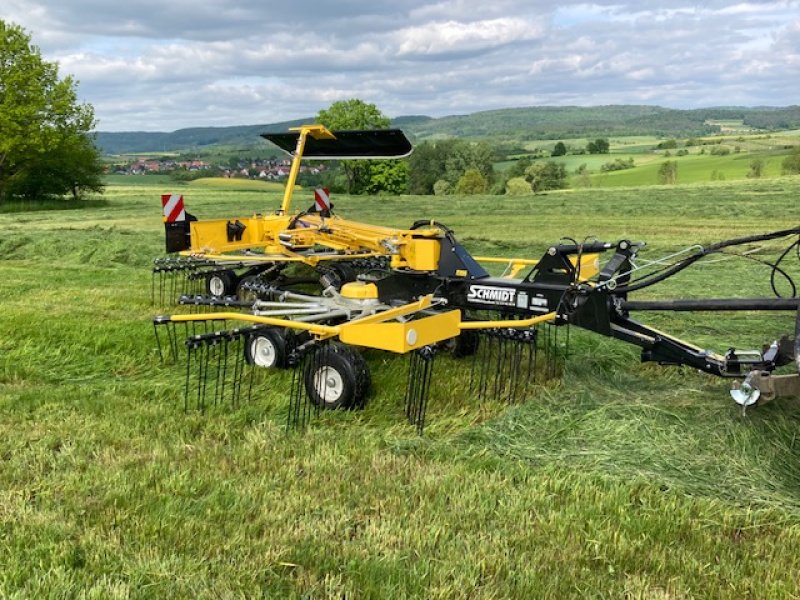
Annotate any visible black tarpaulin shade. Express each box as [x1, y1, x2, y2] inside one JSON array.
[[261, 129, 413, 159]]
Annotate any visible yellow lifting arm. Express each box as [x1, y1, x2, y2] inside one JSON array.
[[280, 125, 336, 215]]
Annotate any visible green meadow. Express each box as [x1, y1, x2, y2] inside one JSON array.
[[1, 176, 800, 598], [499, 129, 800, 189]]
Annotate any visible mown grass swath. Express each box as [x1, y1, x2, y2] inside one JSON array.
[[1, 176, 799, 597]]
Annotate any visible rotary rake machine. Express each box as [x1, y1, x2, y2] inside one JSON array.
[[152, 124, 800, 433]]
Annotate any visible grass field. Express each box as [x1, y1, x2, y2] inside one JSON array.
[[497, 130, 800, 189], [1, 177, 800, 598]]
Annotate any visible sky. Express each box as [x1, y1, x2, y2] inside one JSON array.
[[3, 0, 799, 131]]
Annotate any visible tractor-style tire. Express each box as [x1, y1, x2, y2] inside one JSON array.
[[304, 343, 370, 410], [244, 328, 288, 369], [318, 262, 357, 291], [206, 269, 237, 297], [452, 330, 480, 358]]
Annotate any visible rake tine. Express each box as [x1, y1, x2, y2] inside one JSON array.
[[551, 325, 559, 379], [171, 266, 179, 303], [507, 337, 522, 403], [494, 332, 510, 401], [245, 341, 256, 405], [406, 352, 419, 425], [153, 321, 164, 363], [230, 331, 244, 408], [167, 322, 178, 362], [213, 337, 225, 408], [468, 334, 480, 393], [478, 333, 494, 399], [198, 341, 209, 413], [405, 352, 418, 423], [289, 345, 314, 431], [407, 347, 435, 434], [184, 338, 194, 412]]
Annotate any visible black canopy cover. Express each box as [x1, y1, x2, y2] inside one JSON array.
[[261, 129, 413, 160]]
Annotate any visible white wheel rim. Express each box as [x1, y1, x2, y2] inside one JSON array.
[[251, 336, 276, 368], [209, 276, 225, 296], [313, 366, 345, 404]]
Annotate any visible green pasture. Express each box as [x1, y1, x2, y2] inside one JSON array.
[[590, 151, 791, 187], [498, 130, 800, 189], [188, 177, 292, 192], [1, 177, 800, 597]]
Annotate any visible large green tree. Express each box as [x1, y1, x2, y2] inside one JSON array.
[[525, 161, 567, 193], [316, 98, 406, 194], [0, 20, 103, 203], [407, 139, 495, 195]]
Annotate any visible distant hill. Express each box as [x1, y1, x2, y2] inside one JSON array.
[[95, 118, 310, 155], [94, 105, 800, 155]]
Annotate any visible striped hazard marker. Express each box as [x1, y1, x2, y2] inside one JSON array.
[[161, 193, 186, 222], [313, 188, 331, 213]]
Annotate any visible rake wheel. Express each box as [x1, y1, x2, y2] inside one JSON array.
[[244, 328, 289, 369], [304, 343, 370, 410]]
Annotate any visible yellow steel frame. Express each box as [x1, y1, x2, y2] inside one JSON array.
[[167, 295, 558, 354]]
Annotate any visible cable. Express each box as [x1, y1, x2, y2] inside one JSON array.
[[612, 226, 800, 295]]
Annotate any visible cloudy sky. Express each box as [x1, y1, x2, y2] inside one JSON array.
[[3, 0, 799, 131]]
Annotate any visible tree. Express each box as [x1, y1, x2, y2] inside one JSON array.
[[0, 20, 103, 203], [444, 140, 495, 186], [551, 141, 567, 157], [782, 147, 800, 175], [363, 160, 409, 195], [455, 168, 488, 195], [657, 161, 678, 184], [408, 140, 453, 194], [507, 157, 532, 178], [407, 138, 495, 195], [747, 158, 765, 179], [525, 161, 567, 193], [316, 98, 403, 194], [586, 138, 610, 154]]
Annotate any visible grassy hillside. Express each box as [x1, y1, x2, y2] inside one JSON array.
[[496, 128, 800, 188], [94, 106, 800, 154], [95, 118, 310, 155], [1, 178, 800, 597]]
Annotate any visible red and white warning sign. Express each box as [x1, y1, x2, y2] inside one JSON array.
[[313, 188, 331, 212], [161, 194, 186, 222]]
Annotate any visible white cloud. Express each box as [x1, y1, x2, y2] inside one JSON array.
[[3, 0, 798, 131], [395, 18, 543, 57]]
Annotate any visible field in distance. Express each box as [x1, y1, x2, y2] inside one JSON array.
[[497, 126, 800, 188]]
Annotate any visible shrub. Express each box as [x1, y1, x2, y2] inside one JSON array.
[[433, 179, 451, 196], [505, 177, 532, 195], [600, 158, 635, 172]]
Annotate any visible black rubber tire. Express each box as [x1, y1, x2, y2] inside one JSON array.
[[244, 328, 288, 369], [318, 262, 357, 291], [452, 330, 480, 358], [206, 269, 237, 297], [304, 343, 370, 410]]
